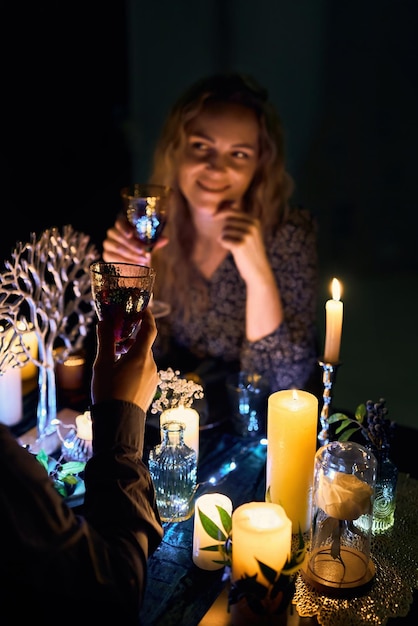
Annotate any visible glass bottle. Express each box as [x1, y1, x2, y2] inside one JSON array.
[[371, 446, 398, 534], [148, 420, 197, 522], [303, 441, 377, 597]]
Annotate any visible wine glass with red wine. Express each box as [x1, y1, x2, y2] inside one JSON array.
[[89, 262, 156, 357], [121, 184, 171, 253]]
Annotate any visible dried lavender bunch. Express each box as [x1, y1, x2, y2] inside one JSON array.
[[329, 397, 396, 450]]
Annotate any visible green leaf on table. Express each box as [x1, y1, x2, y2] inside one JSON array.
[[198, 506, 230, 541], [35, 449, 49, 472], [56, 461, 86, 478], [216, 504, 232, 535], [256, 559, 278, 586]]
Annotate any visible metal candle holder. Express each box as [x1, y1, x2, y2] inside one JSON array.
[[318, 359, 340, 446]]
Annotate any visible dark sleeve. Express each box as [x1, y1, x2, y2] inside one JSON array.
[[0, 399, 163, 623]]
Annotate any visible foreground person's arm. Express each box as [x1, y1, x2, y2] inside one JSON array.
[[0, 310, 163, 625], [84, 309, 163, 614]]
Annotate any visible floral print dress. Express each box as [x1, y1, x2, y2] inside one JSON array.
[[154, 207, 319, 403]]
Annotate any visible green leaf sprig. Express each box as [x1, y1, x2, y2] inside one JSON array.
[[329, 398, 396, 450], [198, 504, 232, 567], [36, 448, 86, 498], [228, 527, 305, 616]]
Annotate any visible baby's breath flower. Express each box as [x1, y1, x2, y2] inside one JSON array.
[[151, 368, 204, 413]]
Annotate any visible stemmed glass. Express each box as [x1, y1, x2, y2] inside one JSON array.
[[121, 184, 171, 318], [121, 183, 171, 253], [89, 262, 155, 357]]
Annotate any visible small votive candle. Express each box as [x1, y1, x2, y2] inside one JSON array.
[[231, 502, 291, 585], [193, 493, 233, 570], [160, 405, 199, 460], [75, 411, 92, 441], [55, 351, 86, 390]]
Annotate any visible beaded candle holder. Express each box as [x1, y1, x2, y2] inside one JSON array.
[[318, 359, 340, 447]]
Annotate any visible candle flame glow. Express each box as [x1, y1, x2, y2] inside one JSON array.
[[331, 278, 341, 301], [292, 389, 298, 401]]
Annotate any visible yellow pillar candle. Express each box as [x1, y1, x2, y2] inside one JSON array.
[[266, 389, 318, 533], [193, 493, 233, 570], [323, 277, 343, 363], [160, 405, 199, 460], [19, 328, 38, 381], [231, 502, 291, 584], [0, 321, 38, 381]]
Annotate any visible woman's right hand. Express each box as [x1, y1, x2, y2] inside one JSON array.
[[102, 215, 151, 265], [102, 215, 169, 265]]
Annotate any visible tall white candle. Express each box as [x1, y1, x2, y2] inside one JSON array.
[[160, 405, 199, 460], [266, 389, 318, 533], [193, 493, 233, 570], [231, 502, 291, 584], [0, 367, 22, 426], [324, 277, 343, 364]]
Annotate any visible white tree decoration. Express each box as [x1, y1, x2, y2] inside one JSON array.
[[0, 224, 99, 445]]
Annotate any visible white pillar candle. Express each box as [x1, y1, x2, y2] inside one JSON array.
[[193, 493, 233, 570], [0, 367, 22, 426], [75, 410, 92, 441], [160, 405, 199, 460], [231, 502, 291, 584], [266, 389, 318, 533], [323, 277, 343, 363]]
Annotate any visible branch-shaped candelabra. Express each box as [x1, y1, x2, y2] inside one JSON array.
[[0, 225, 99, 452], [317, 359, 340, 447]]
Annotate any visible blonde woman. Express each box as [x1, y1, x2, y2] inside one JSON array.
[[103, 73, 319, 413]]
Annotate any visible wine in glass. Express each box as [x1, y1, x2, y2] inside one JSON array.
[[121, 183, 171, 253], [90, 262, 156, 356]]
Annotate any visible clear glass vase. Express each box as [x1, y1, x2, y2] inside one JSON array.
[[371, 446, 398, 534], [148, 420, 197, 523]]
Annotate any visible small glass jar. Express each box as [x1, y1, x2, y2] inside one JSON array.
[[148, 421, 197, 522], [303, 441, 377, 597], [371, 446, 398, 534]]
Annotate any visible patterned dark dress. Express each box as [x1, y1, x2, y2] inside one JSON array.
[[154, 207, 319, 420]]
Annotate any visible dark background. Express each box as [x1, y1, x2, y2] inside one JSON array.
[[2, 1, 417, 428]]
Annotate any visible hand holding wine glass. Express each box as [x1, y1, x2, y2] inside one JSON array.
[[121, 184, 171, 255], [90, 262, 156, 358]]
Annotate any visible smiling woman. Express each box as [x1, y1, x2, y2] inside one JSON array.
[[102, 73, 321, 426]]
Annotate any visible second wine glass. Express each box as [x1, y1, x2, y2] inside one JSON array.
[[121, 183, 171, 253], [90, 262, 156, 357]]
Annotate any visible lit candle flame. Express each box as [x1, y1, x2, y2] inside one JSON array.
[[331, 277, 341, 301]]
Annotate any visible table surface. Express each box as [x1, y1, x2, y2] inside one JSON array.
[[13, 384, 418, 626]]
